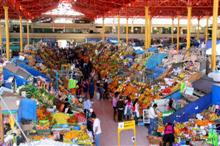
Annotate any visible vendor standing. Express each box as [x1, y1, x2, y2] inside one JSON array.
[[148, 104, 158, 135], [83, 97, 92, 118], [116, 97, 125, 122], [18, 94, 37, 124]]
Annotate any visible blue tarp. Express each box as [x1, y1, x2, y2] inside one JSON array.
[[163, 93, 212, 123], [166, 91, 182, 100], [145, 53, 167, 69], [17, 63, 50, 82], [148, 67, 166, 79], [35, 56, 43, 63], [86, 38, 101, 43], [148, 47, 158, 53], [3, 68, 28, 89], [107, 38, 118, 44], [12, 57, 49, 81], [206, 40, 220, 50], [212, 85, 220, 105], [11, 57, 29, 64]]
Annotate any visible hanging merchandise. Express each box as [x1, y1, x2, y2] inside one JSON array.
[[68, 78, 78, 89], [207, 128, 218, 146], [180, 82, 186, 93]]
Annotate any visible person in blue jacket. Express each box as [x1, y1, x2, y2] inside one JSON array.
[[18, 94, 37, 124]]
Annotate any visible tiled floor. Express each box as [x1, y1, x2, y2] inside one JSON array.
[[93, 99, 149, 146]]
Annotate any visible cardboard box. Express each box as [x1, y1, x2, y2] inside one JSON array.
[[148, 136, 162, 146]]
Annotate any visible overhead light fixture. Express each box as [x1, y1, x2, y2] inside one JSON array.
[[43, 2, 84, 16]]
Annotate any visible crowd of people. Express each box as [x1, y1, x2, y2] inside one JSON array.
[[33, 46, 176, 146], [111, 93, 140, 124]]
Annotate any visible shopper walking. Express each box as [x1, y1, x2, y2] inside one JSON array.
[[163, 123, 175, 146], [89, 79, 95, 99], [112, 92, 119, 121], [117, 97, 125, 122], [91, 113, 102, 146], [148, 104, 158, 135], [132, 98, 140, 124], [124, 97, 132, 120], [103, 77, 109, 99]]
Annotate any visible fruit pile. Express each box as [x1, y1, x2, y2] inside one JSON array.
[[64, 130, 92, 145], [36, 106, 52, 121], [67, 115, 78, 124]]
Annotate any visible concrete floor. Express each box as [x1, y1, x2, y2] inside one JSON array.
[[93, 99, 149, 146]]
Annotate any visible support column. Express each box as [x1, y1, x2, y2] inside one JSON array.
[[0, 106, 3, 142], [171, 18, 174, 44], [4, 6, 10, 60], [19, 16, 23, 52], [102, 17, 105, 41], [126, 17, 129, 44], [211, 0, 219, 70], [147, 16, 152, 48], [145, 6, 149, 49], [117, 15, 120, 44], [112, 17, 115, 33], [131, 19, 134, 33], [0, 24, 2, 49], [196, 18, 200, 40], [26, 20, 30, 46], [186, 6, 192, 53], [177, 16, 180, 52], [205, 16, 209, 42]]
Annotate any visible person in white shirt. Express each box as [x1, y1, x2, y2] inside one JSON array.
[[91, 113, 102, 146], [148, 104, 158, 135]]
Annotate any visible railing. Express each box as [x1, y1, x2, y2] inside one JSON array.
[[5, 33, 201, 40]]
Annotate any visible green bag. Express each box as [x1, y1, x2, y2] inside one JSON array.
[[180, 82, 186, 93], [68, 79, 78, 89]]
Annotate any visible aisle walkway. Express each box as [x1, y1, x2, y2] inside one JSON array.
[[93, 99, 149, 146]]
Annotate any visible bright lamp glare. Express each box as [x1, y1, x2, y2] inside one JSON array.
[[44, 2, 84, 16]]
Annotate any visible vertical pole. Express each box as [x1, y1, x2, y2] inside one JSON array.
[[177, 16, 180, 52], [211, 0, 219, 70], [131, 19, 134, 33], [205, 16, 209, 42], [4, 6, 10, 60], [148, 16, 152, 48], [19, 16, 23, 52], [112, 17, 115, 33], [126, 17, 129, 44], [118, 130, 121, 146], [26, 20, 30, 46], [0, 106, 3, 142], [0, 24, 2, 49], [145, 6, 149, 49], [197, 18, 200, 40], [186, 6, 192, 54], [118, 15, 120, 44], [171, 18, 174, 44], [102, 17, 105, 41]]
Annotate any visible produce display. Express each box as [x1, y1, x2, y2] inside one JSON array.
[[158, 107, 220, 144], [20, 84, 55, 107], [64, 130, 92, 145], [2, 40, 211, 146]]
